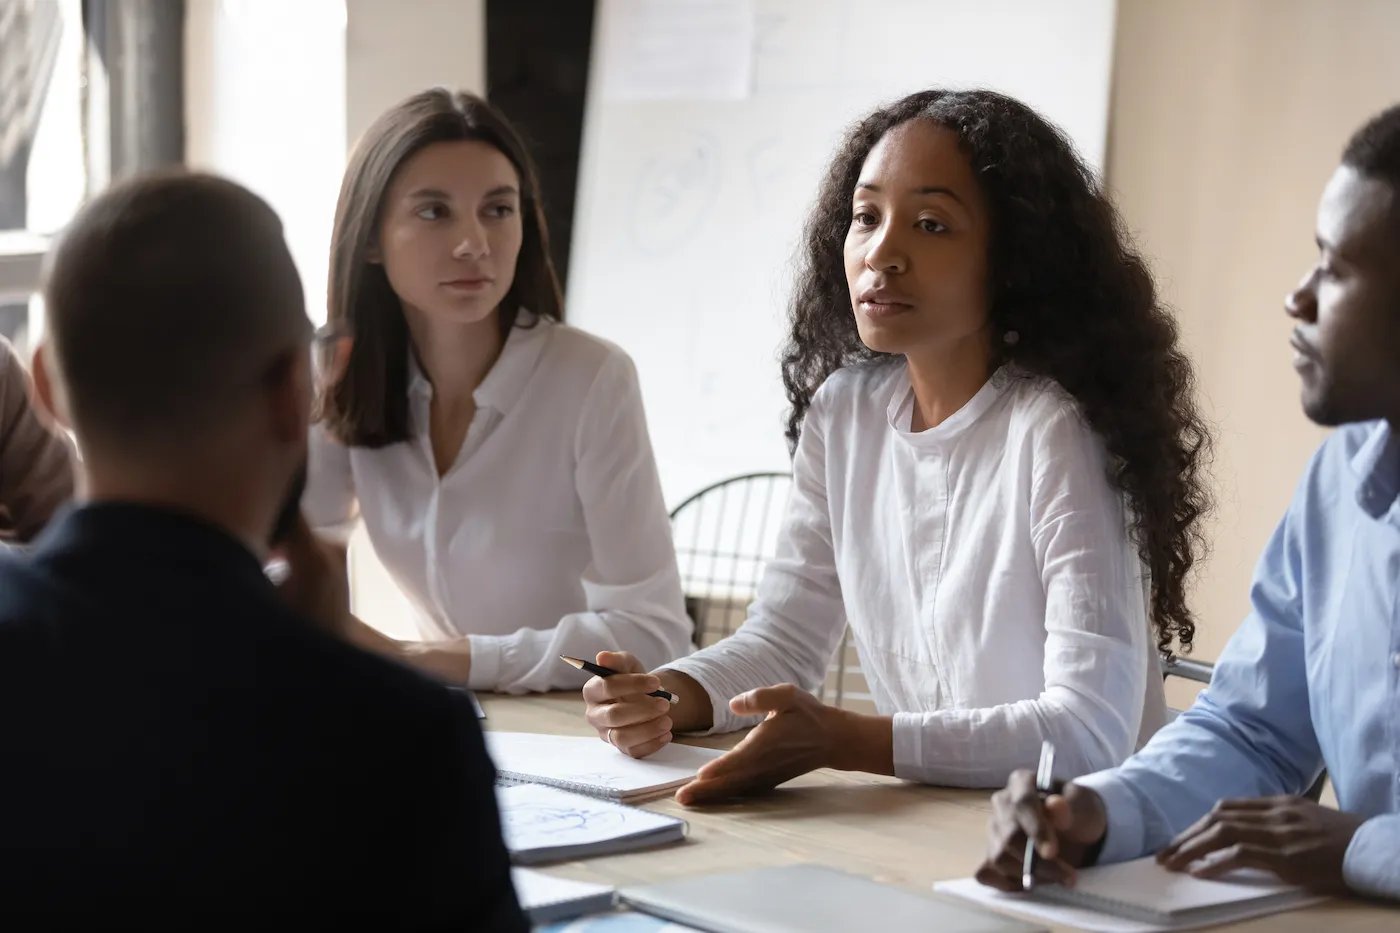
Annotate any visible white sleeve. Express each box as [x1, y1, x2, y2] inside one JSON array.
[[662, 383, 849, 734], [891, 404, 1149, 786], [466, 351, 693, 694], [303, 422, 359, 544]]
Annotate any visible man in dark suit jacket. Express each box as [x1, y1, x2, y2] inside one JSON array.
[[0, 172, 526, 930]]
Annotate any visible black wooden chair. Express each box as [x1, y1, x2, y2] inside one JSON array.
[[668, 472, 864, 707]]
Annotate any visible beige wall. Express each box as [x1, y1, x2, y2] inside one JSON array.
[[345, 0, 486, 151], [1107, 0, 1400, 704]]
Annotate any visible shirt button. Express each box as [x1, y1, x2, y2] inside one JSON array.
[[1393, 653, 1400, 669]]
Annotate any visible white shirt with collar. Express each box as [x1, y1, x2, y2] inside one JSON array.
[[304, 315, 693, 694], [663, 361, 1168, 786]]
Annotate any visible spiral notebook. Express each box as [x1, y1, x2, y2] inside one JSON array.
[[511, 868, 616, 925], [497, 782, 688, 864], [937, 857, 1323, 932], [485, 732, 725, 802]]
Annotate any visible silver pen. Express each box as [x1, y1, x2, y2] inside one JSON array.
[[1022, 740, 1056, 891]]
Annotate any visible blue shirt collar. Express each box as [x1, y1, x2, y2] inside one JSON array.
[[1350, 421, 1400, 519]]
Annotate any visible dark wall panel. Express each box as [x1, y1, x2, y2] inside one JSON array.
[[486, 0, 596, 296]]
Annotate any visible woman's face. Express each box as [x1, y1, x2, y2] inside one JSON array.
[[374, 140, 524, 326], [843, 119, 992, 359]]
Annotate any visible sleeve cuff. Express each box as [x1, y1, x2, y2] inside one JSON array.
[[891, 711, 926, 780], [467, 635, 503, 691], [1343, 813, 1400, 900], [1073, 769, 1150, 865], [657, 658, 763, 736]]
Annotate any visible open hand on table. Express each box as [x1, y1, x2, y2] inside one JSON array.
[[674, 683, 889, 807], [1156, 795, 1365, 894]]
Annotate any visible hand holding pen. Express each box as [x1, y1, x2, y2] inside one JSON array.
[[974, 741, 1111, 893]]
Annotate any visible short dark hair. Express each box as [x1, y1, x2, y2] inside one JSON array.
[[1343, 103, 1400, 231], [43, 171, 307, 448], [1343, 103, 1400, 186], [319, 88, 564, 448]]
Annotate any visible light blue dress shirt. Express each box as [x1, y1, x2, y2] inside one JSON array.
[[1077, 420, 1400, 900]]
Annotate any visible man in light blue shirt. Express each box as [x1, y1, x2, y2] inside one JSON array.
[[976, 103, 1400, 902]]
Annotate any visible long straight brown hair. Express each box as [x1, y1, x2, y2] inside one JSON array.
[[319, 88, 563, 447]]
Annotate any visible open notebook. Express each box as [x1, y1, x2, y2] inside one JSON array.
[[485, 732, 725, 802], [937, 857, 1323, 933], [511, 868, 616, 925], [497, 782, 688, 864]]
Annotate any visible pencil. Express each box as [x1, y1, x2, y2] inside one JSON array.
[[559, 655, 680, 704]]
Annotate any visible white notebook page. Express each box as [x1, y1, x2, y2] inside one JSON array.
[[485, 732, 724, 797]]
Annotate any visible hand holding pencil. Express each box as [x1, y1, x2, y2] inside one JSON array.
[[577, 651, 682, 760]]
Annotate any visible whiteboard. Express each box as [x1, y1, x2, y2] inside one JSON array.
[[567, 0, 1119, 506]]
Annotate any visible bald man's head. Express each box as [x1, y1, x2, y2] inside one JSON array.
[[42, 172, 310, 451]]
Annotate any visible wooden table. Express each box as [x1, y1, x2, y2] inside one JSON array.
[[481, 693, 1396, 932]]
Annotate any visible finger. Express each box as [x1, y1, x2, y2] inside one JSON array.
[[582, 672, 663, 704], [1012, 790, 1058, 859], [619, 731, 673, 760], [1188, 844, 1281, 881], [677, 738, 766, 804], [595, 650, 645, 674], [586, 696, 673, 729], [976, 862, 1022, 893], [1159, 798, 1283, 861], [1158, 808, 1220, 863], [606, 716, 673, 755], [980, 846, 1077, 891], [1159, 822, 1282, 873], [1208, 796, 1292, 812], [676, 770, 772, 806], [728, 684, 799, 716]]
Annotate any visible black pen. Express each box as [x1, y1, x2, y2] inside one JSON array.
[[559, 655, 680, 704], [1023, 740, 1057, 891]]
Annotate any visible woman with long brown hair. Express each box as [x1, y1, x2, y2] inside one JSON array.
[[305, 89, 691, 693]]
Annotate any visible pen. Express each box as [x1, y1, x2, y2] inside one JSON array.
[[558, 655, 680, 704], [1023, 740, 1057, 891]]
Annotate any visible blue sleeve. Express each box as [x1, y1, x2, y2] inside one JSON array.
[[1077, 494, 1325, 863], [1344, 815, 1400, 900]]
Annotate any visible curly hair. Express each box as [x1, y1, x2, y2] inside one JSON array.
[[781, 88, 1211, 654]]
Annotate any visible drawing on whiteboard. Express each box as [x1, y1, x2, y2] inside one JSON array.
[[744, 136, 787, 208], [629, 134, 721, 256], [501, 801, 628, 839]]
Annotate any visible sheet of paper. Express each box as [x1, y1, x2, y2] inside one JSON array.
[[599, 0, 755, 101], [484, 732, 724, 796], [496, 782, 681, 854], [934, 877, 1325, 933]]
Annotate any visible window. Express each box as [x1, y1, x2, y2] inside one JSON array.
[[0, 0, 86, 356]]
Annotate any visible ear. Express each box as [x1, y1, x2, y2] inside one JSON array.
[[265, 346, 312, 446], [30, 343, 72, 431], [364, 239, 383, 265]]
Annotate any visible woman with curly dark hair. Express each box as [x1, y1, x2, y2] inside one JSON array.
[[582, 89, 1212, 802]]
